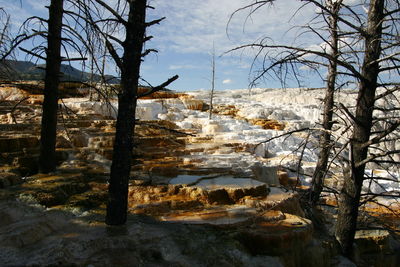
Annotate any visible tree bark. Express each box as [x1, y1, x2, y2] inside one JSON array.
[[209, 47, 215, 120], [106, 0, 147, 225], [310, 0, 340, 205], [38, 0, 64, 173], [335, 0, 384, 257]]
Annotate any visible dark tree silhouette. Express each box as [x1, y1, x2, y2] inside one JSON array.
[[334, 0, 388, 256], [310, 0, 341, 205], [209, 46, 216, 120], [81, 0, 178, 225], [230, 0, 400, 258], [2, 0, 96, 173], [38, 0, 64, 173], [0, 8, 14, 79]]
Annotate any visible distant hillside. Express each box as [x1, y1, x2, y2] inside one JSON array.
[[0, 60, 119, 84]]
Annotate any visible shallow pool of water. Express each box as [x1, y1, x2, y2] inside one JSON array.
[[169, 174, 266, 190], [195, 177, 265, 190], [169, 175, 205, 185]]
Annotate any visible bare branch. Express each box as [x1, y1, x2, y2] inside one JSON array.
[[146, 17, 165, 27], [362, 119, 400, 148], [92, 0, 127, 25], [19, 47, 47, 60], [137, 75, 179, 98]]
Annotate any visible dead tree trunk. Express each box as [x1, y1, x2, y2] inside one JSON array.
[[209, 48, 215, 120], [38, 0, 64, 173], [105, 0, 147, 225], [335, 0, 384, 257], [310, 0, 341, 205]]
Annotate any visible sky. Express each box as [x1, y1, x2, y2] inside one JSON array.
[[0, 0, 329, 91]]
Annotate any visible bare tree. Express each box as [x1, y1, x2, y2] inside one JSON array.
[[0, 8, 10, 57], [80, 0, 178, 225], [310, 0, 341, 205], [230, 0, 400, 258], [334, 0, 398, 256], [228, 0, 345, 205], [209, 45, 216, 120], [2, 0, 99, 173], [0, 8, 15, 79], [38, 0, 64, 173], [4, 0, 177, 224], [0, 8, 10, 55]]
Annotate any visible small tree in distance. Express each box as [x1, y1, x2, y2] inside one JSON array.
[[209, 45, 216, 120]]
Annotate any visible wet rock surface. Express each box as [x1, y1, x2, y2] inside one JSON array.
[[353, 230, 400, 266], [0, 199, 289, 267], [0, 85, 399, 266]]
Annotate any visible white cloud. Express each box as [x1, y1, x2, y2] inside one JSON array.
[[299, 65, 311, 71], [168, 64, 199, 70], [0, 0, 43, 28], [222, 79, 232, 84], [149, 0, 316, 56]]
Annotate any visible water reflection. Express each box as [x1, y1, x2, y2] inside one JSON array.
[[169, 175, 266, 190]]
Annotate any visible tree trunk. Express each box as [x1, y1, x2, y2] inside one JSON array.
[[335, 0, 384, 257], [310, 0, 340, 205], [106, 0, 147, 225], [38, 0, 64, 173], [209, 46, 215, 120]]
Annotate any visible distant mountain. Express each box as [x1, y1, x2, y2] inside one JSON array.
[[0, 60, 120, 84]]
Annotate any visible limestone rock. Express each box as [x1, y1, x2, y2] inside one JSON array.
[[182, 177, 270, 205], [12, 155, 39, 176], [70, 131, 89, 147], [56, 135, 72, 148], [353, 230, 400, 267], [234, 213, 313, 256], [202, 122, 223, 134], [181, 99, 205, 111], [160, 206, 258, 227], [0, 172, 23, 188], [212, 104, 239, 116], [251, 165, 280, 186], [0, 136, 39, 153], [20, 173, 90, 207], [248, 119, 285, 130], [242, 187, 305, 217]]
